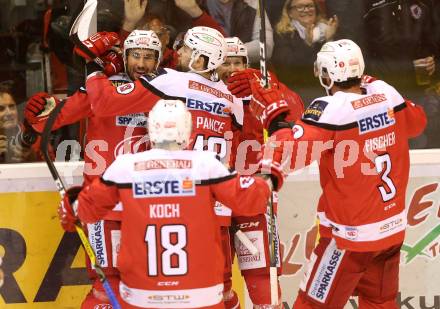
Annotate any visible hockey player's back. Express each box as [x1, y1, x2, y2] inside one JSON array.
[[72, 100, 277, 309]]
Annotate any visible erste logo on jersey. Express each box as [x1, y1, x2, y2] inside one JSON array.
[[358, 107, 395, 134], [133, 175, 195, 197], [303, 100, 328, 121], [186, 98, 230, 117]]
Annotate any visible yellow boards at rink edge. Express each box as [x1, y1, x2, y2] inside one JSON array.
[[0, 191, 91, 308], [2, 155, 440, 308]]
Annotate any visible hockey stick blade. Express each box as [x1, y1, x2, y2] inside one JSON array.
[[69, 0, 97, 40], [69, 0, 105, 67]]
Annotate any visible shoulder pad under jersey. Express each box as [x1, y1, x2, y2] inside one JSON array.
[[109, 73, 131, 87], [141, 67, 168, 82]]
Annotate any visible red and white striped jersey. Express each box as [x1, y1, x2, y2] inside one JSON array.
[[77, 149, 270, 308], [87, 68, 243, 166], [274, 79, 426, 251]]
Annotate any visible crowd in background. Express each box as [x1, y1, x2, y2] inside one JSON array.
[[1, 0, 439, 163]]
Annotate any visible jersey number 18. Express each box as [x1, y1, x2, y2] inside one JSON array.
[[145, 224, 188, 276]]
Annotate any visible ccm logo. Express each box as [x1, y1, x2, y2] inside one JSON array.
[[237, 221, 260, 229], [158, 281, 179, 286]]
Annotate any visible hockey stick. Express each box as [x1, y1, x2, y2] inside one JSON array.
[[258, 0, 269, 89], [39, 1, 121, 307], [69, 0, 105, 68], [258, 0, 279, 305], [40, 99, 121, 309]]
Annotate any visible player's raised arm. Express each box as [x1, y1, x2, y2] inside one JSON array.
[[24, 89, 91, 133], [86, 72, 161, 116], [72, 31, 162, 116]]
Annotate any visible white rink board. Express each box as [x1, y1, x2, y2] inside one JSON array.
[[1, 150, 439, 309]]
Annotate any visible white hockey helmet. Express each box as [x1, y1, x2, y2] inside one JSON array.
[[315, 39, 365, 92], [148, 99, 192, 148], [123, 30, 162, 69], [184, 26, 227, 73], [225, 37, 248, 65]]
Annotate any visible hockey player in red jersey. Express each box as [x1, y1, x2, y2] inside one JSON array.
[[74, 26, 246, 306], [26, 30, 163, 309], [83, 26, 243, 166], [245, 39, 427, 309], [59, 99, 286, 309], [223, 39, 304, 171], [216, 37, 304, 308]]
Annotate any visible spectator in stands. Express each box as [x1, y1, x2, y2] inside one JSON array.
[[324, 0, 364, 43], [120, 0, 224, 69], [0, 86, 39, 163], [362, 0, 438, 148], [199, 0, 274, 65], [121, 0, 225, 41], [139, 16, 176, 68], [272, 0, 338, 104]]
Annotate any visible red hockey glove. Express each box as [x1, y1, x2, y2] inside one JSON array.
[[250, 79, 290, 129], [256, 128, 294, 191], [102, 51, 124, 76], [58, 186, 82, 232], [73, 32, 120, 61], [227, 68, 280, 98], [279, 84, 305, 122], [24, 92, 59, 124]]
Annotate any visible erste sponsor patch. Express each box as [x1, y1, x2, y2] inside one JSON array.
[[133, 174, 195, 197]]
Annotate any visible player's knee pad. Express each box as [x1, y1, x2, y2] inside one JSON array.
[[243, 274, 281, 306], [223, 289, 241, 309], [233, 214, 281, 276], [85, 220, 121, 279]]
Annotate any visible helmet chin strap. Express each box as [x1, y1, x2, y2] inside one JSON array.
[[188, 51, 219, 81], [319, 75, 334, 96], [189, 51, 212, 74]]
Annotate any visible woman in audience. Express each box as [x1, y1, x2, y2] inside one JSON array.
[[272, 0, 338, 104]]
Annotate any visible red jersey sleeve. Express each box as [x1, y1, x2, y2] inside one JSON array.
[[86, 74, 161, 116], [211, 174, 270, 217], [284, 120, 334, 170], [77, 177, 120, 223], [280, 83, 305, 123], [402, 100, 427, 138], [32, 90, 92, 133]]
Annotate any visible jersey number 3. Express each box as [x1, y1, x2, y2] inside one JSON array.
[[375, 154, 396, 202], [145, 225, 188, 276]]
